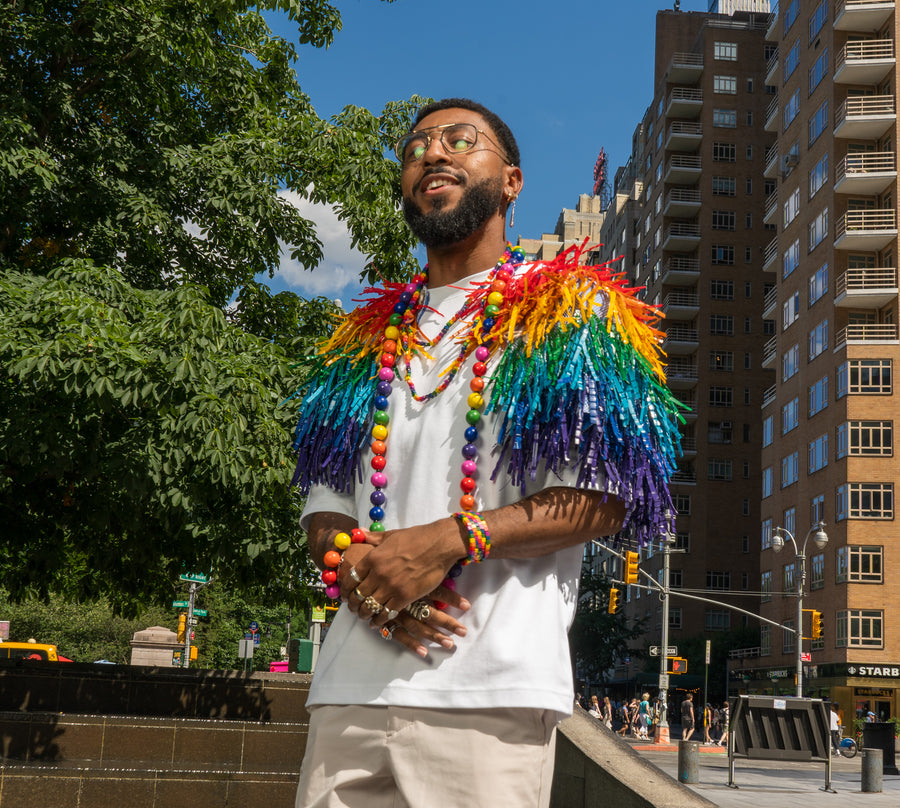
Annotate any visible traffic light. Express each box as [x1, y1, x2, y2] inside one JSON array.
[[608, 587, 620, 615], [189, 646, 198, 661], [811, 610, 823, 640], [669, 657, 688, 674], [624, 551, 640, 585], [177, 613, 187, 643]]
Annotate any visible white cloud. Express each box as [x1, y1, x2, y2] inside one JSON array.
[[275, 190, 368, 301]]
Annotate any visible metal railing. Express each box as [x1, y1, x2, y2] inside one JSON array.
[[664, 291, 700, 308], [836, 267, 898, 296], [663, 256, 700, 275], [765, 96, 779, 126], [667, 121, 702, 138], [666, 154, 702, 172], [762, 237, 778, 268], [835, 95, 896, 126], [664, 222, 701, 239], [762, 336, 777, 366], [663, 326, 699, 342], [765, 49, 779, 79], [669, 51, 703, 69], [762, 385, 777, 408], [764, 191, 778, 221], [835, 323, 899, 347], [763, 285, 778, 313], [764, 141, 779, 170], [667, 360, 698, 379], [665, 187, 701, 206], [837, 38, 894, 73], [835, 151, 896, 180], [835, 208, 897, 238], [668, 87, 703, 104]]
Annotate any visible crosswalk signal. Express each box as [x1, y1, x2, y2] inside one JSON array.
[[669, 657, 688, 674], [608, 587, 620, 615], [811, 610, 823, 640], [177, 613, 187, 643], [624, 551, 640, 585]]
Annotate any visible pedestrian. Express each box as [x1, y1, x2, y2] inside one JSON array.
[[290, 97, 680, 807], [602, 696, 614, 730], [617, 700, 631, 736], [830, 702, 842, 755], [638, 692, 651, 740], [681, 693, 696, 741], [702, 703, 712, 744], [717, 701, 730, 746], [589, 694, 602, 718]]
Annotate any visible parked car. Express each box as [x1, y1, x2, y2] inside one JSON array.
[[0, 642, 69, 661]]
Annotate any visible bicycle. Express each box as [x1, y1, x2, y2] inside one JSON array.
[[836, 735, 858, 758]]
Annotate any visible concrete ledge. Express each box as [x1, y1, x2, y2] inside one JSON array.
[[551, 710, 716, 808]]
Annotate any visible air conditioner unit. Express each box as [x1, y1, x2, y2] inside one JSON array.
[[781, 154, 799, 173], [720, 421, 733, 429]]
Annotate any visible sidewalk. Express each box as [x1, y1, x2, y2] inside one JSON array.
[[623, 738, 900, 808]]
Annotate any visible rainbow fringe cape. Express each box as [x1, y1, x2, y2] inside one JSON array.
[[290, 243, 684, 544]]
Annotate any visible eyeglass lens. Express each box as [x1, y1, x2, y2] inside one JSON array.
[[397, 124, 479, 163]]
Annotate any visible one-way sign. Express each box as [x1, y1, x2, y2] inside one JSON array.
[[649, 645, 678, 656]]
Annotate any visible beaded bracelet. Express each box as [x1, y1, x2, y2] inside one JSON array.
[[453, 510, 491, 565], [320, 528, 366, 599]]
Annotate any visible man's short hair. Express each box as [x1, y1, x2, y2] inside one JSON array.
[[412, 97, 520, 168]]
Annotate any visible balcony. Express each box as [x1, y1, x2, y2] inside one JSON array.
[[834, 151, 897, 194], [764, 96, 779, 132], [664, 154, 702, 184], [762, 384, 777, 409], [666, 359, 698, 390], [661, 255, 700, 286], [835, 267, 899, 307], [679, 437, 697, 458], [666, 87, 703, 119], [835, 39, 895, 85], [762, 236, 778, 272], [834, 95, 896, 140], [670, 468, 697, 485], [762, 336, 777, 368], [764, 190, 778, 224], [671, 391, 697, 422], [763, 285, 778, 318], [765, 50, 779, 85], [835, 323, 900, 349], [834, 0, 895, 33], [663, 187, 701, 217], [662, 325, 699, 355], [665, 121, 702, 152], [662, 291, 700, 320], [764, 142, 780, 178], [662, 221, 701, 251], [834, 209, 898, 250], [667, 51, 703, 84], [765, 3, 779, 41]]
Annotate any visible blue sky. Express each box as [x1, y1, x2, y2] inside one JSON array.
[[266, 0, 714, 306]]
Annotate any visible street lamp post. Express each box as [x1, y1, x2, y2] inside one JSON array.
[[772, 521, 828, 697]]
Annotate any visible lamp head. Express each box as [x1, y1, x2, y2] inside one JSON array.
[[771, 530, 785, 553], [812, 524, 829, 550]]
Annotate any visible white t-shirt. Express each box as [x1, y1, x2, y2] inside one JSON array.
[[300, 265, 611, 719]]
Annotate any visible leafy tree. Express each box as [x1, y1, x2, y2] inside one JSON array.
[[569, 563, 648, 686], [673, 625, 760, 702], [0, 0, 426, 606]]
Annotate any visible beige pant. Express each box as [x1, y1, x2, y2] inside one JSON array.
[[296, 704, 557, 808]]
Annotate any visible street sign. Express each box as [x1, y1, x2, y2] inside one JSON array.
[[801, 652, 811, 662], [649, 645, 678, 657], [238, 639, 254, 658], [311, 605, 327, 623], [192, 608, 208, 618], [179, 572, 209, 583], [172, 600, 190, 608], [658, 673, 670, 690], [188, 617, 199, 626]]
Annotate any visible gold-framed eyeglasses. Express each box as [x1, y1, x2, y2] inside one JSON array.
[[393, 123, 511, 165]]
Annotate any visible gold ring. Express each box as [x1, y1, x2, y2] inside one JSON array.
[[405, 601, 431, 621], [364, 595, 383, 615], [354, 587, 365, 600]]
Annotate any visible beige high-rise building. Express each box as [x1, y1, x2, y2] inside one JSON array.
[[741, 0, 900, 719]]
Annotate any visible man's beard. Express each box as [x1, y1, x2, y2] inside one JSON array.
[[402, 176, 504, 248]]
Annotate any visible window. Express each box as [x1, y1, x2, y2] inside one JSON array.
[[809, 154, 828, 199], [845, 359, 892, 395], [713, 141, 736, 162], [847, 421, 893, 456], [837, 482, 894, 519], [712, 210, 736, 230], [783, 618, 795, 654], [836, 610, 883, 649], [761, 624, 771, 655], [706, 571, 731, 590], [783, 188, 800, 228], [783, 344, 800, 380], [674, 493, 691, 515], [783, 0, 799, 33], [711, 244, 735, 264], [710, 279, 734, 300], [709, 386, 733, 407], [669, 569, 683, 588], [782, 397, 799, 434], [809, 50, 828, 94], [809, 375, 828, 416], [669, 609, 682, 630], [808, 434, 828, 473], [762, 466, 773, 498], [783, 563, 796, 596], [762, 415, 774, 447], [809, 100, 828, 145], [811, 553, 825, 590], [714, 41, 737, 61], [714, 75, 737, 94], [783, 506, 795, 538], [783, 239, 800, 278], [708, 458, 733, 480], [761, 570, 773, 602], [783, 89, 800, 129], [811, 494, 825, 524], [784, 39, 800, 80], [674, 531, 690, 552], [709, 350, 733, 371], [781, 451, 799, 487], [809, 319, 828, 360], [761, 517, 773, 549], [705, 610, 731, 632], [809, 208, 828, 251], [809, 262, 828, 305], [783, 291, 800, 329], [712, 176, 736, 196], [710, 314, 734, 335], [809, 0, 827, 42], [837, 545, 883, 584], [714, 109, 737, 128]]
